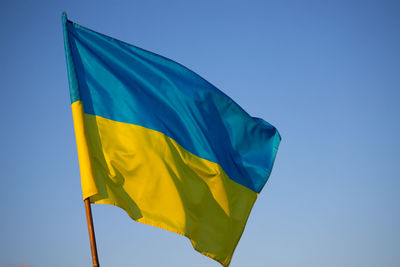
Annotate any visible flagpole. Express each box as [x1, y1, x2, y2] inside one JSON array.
[[84, 198, 100, 267]]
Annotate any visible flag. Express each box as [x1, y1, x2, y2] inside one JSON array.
[[62, 12, 280, 266]]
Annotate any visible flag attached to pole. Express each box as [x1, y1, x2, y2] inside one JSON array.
[[62, 12, 281, 266]]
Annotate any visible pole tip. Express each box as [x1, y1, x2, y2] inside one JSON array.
[[62, 11, 69, 26]]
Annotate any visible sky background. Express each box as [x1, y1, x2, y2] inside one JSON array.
[[1, 0, 399, 267]]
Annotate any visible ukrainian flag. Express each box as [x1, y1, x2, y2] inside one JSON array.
[[62, 12, 280, 266]]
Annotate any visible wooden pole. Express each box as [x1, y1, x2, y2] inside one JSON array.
[[84, 198, 100, 267]]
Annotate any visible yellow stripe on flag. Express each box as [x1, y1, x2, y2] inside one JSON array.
[[72, 101, 258, 266]]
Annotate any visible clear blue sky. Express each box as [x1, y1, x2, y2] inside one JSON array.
[[1, 1, 399, 267]]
